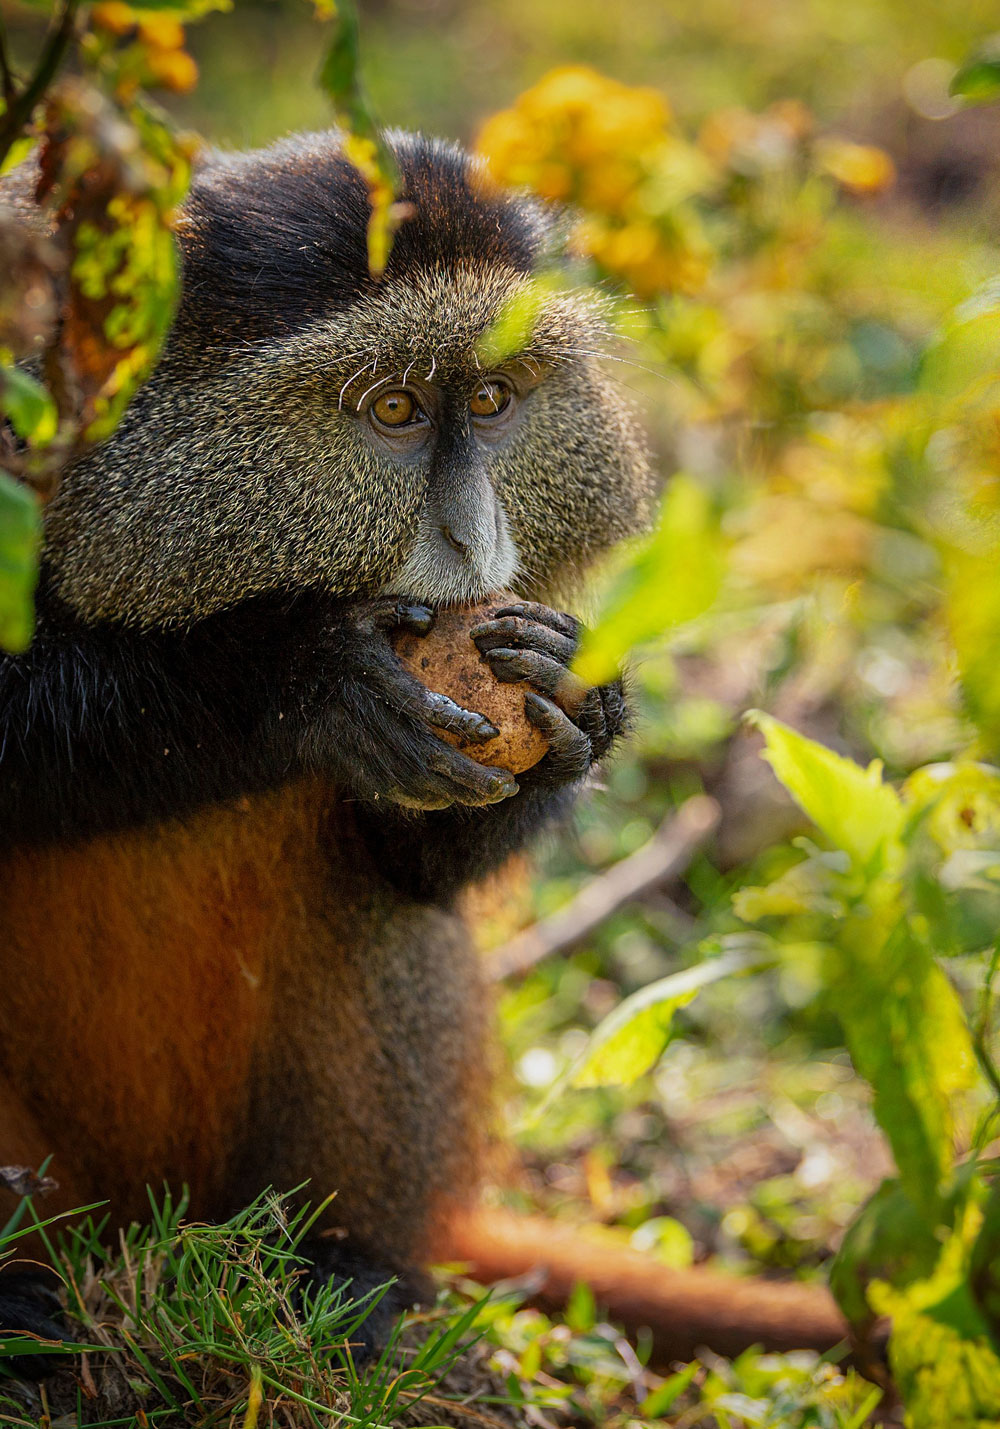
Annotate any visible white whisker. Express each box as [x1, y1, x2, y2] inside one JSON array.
[[553, 347, 665, 380], [338, 356, 377, 410], [355, 373, 394, 411]]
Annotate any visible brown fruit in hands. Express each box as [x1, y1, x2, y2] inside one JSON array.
[[393, 595, 550, 775]]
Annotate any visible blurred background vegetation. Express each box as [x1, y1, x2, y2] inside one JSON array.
[[6, 0, 1000, 1423]]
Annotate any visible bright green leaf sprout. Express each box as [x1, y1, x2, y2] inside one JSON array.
[[573, 474, 725, 687]]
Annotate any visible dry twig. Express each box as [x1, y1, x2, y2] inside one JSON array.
[[488, 794, 721, 981]]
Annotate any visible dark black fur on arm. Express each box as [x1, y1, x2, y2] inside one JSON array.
[[0, 586, 620, 892], [0, 586, 298, 848]]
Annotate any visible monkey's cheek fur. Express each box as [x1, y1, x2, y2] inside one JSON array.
[[393, 598, 550, 776]]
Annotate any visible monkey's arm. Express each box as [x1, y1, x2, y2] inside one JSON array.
[[0, 591, 620, 854], [0, 592, 300, 845], [0, 590, 523, 846]]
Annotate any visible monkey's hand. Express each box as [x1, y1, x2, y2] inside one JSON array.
[[470, 601, 628, 786], [294, 597, 520, 811]]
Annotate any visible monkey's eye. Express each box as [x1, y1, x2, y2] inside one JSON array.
[[469, 379, 512, 419], [371, 390, 421, 427]]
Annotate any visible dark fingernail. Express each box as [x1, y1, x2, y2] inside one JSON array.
[[402, 603, 434, 631], [459, 718, 500, 744], [524, 692, 552, 722], [486, 774, 519, 802], [488, 661, 522, 684]]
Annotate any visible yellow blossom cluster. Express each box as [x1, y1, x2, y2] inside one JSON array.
[[700, 99, 894, 195], [476, 66, 714, 298], [477, 70, 897, 303], [91, 3, 199, 94]]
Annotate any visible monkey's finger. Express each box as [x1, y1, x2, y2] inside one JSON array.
[[385, 723, 518, 808], [419, 690, 500, 746], [469, 616, 577, 665], [480, 647, 591, 718], [373, 599, 434, 636], [383, 656, 499, 744], [422, 739, 519, 805], [579, 680, 627, 761], [489, 602, 580, 640], [523, 692, 592, 782]]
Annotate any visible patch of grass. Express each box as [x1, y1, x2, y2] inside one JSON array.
[[0, 1186, 505, 1429], [0, 1184, 887, 1427]]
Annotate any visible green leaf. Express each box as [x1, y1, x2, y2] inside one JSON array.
[[0, 471, 40, 653], [0, 1338, 83, 1358], [112, 0, 231, 13], [576, 991, 696, 1088], [940, 537, 1000, 748], [746, 711, 904, 874], [317, 0, 366, 111], [843, 1389, 886, 1429], [573, 475, 724, 687], [743, 721, 978, 1214], [571, 946, 770, 1089], [630, 1214, 695, 1269], [565, 1279, 596, 1333], [951, 35, 1000, 105], [732, 850, 846, 922], [830, 1178, 953, 1327], [640, 1360, 699, 1417], [971, 1178, 1000, 1348], [919, 305, 1000, 406], [0, 366, 57, 445], [885, 1306, 1000, 1428], [871, 1212, 1000, 1429], [827, 921, 977, 1218], [0, 137, 36, 177], [476, 273, 559, 368]]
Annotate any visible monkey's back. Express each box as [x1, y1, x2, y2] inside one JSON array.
[[0, 782, 491, 1263]]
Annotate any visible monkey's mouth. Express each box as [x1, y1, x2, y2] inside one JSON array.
[[384, 509, 519, 608]]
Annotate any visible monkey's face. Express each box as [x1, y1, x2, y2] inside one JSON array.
[[41, 135, 655, 628]]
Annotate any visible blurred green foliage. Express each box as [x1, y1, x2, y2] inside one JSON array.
[[462, 18, 1000, 1428], [0, 468, 38, 650]]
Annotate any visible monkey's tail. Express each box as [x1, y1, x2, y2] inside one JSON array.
[[443, 1207, 848, 1365]]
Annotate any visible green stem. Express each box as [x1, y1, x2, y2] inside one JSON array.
[[0, 0, 80, 172]]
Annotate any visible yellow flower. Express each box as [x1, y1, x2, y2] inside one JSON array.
[[477, 67, 713, 296], [145, 47, 199, 94], [817, 139, 896, 195], [578, 159, 641, 216], [137, 15, 186, 52], [476, 65, 671, 204], [90, 3, 137, 36]]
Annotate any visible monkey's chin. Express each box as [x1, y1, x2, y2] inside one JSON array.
[[384, 534, 520, 610]]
